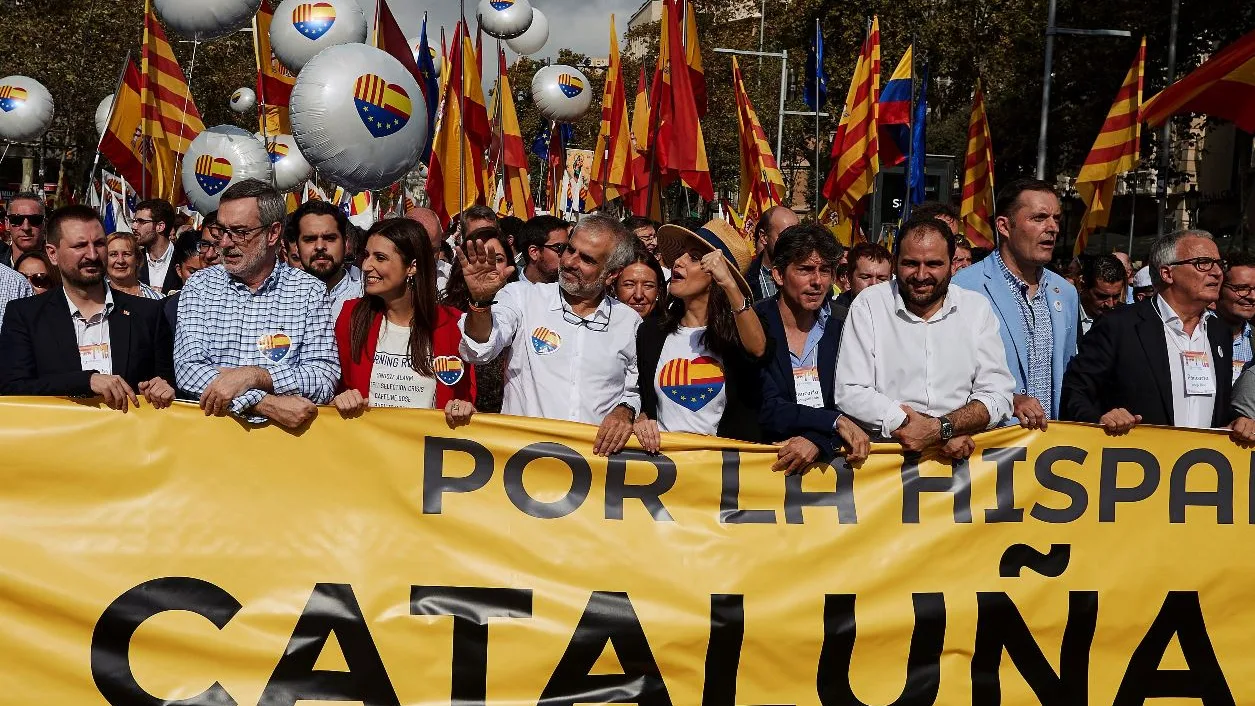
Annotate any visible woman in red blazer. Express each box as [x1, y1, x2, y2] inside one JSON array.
[[333, 218, 476, 426]]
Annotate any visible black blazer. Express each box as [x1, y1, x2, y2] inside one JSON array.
[[1061, 298, 1233, 427], [637, 316, 770, 443], [138, 247, 183, 293], [755, 296, 845, 459], [746, 253, 771, 302], [0, 288, 174, 397]]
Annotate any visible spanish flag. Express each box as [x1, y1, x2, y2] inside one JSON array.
[[960, 78, 996, 249], [679, 0, 707, 118], [1142, 28, 1255, 133], [821, 17, 880, 246], [588, 15, 633, 208], [1074, 38, 1144, 255], [100, 59, 176, 203], [492, 47, 533, 218], [141, 0, 203, 157], [252, 0, 295, 135], [732, 56, 784, 218], [425, 19, 492, 226], [651, 0, 713, 201], [625, 67, 660, 219]]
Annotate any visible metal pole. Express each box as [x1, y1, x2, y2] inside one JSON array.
[[757, 0, 767, 99], [813, 19, 821, 213], [776, 49, 788, 164], [1035, 0, 1058, 179], [458, 0, 467, 235], [1128, 173, 1137, 256], [904, 39, 916, 220], [1157, 0, 1180, 237], [85, 52, 131, 206]]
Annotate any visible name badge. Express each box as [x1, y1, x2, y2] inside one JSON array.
[[1182, 351, 1216, 396], [78, 342, 111, 370], [793, 366, 824, 408], [1234, 360, 1247, 387]]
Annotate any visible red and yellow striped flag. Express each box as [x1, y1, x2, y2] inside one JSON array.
[[141, 0, 204, 157], [493, 47, 533, 218], [651, 0, 713, 201], [100, 60, 177, 202], [1142, 28, 1255, 133], [625, 67, 660, 219], [425, 19, 492, 226], [1074, 38, 1144, 255], [252, 0, 294, 136], [732, 56, 784, 218], [821, 17, 880, 246], [960, 78, 995, 249], [588, 15, 633, 208]]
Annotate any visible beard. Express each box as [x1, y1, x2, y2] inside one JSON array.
[[559, 267, 605, 299], [305, 255, 343, 282], [62, 260, 104, 288], [898, 273, 950, 310]]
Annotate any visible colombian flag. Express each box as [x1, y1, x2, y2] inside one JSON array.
[[878, 45, 912, 167], [353, 74, 411, 138], [659, 357, 725, 411]]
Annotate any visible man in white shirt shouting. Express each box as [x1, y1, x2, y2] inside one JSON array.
[[458, 214, 642, 456], [834, 217, 1016, 460]]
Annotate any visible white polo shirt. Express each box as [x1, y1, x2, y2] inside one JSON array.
[[459, 281, 642, 424]]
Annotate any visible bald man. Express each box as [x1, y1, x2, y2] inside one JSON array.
[[406, 206, 453, 294], [748, 206, 801, 301]]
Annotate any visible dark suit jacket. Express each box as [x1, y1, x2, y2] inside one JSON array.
[[138, 245, 183, 293], [0, 288, 174, 397], [747, 253, 771, 302], [755, 296, 845, 460], [1061, 297, 1233, 427]]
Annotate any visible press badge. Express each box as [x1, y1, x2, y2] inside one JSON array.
[[793, 366, 824, 408], [1182, 351, 1216, 395]]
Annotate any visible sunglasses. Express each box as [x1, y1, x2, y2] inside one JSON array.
[[7, 214, 43, 227], [23, 272, 51, 288]]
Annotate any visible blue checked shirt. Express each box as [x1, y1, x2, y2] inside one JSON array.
[[994, 251, 1055, 418], [174, 262, 339, 423], [0, 265, 33, 326]]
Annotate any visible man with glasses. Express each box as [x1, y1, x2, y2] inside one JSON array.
[[175, 179, 339, 429], [1217, 252, 1255, 384], [6, 193, 45, 270], [1063, 230, 1255, 442], [132, 198, 180, 293], [457, 214, 641, 456], [515, 215, 569, 285]]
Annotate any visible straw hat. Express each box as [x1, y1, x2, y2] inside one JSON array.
[[656, 219, 754, 296]]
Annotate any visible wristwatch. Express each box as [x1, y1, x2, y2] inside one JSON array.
[[734, 296, 753, 314], [939, 415, 955, 441]]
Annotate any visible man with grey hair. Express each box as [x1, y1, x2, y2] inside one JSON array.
[[4, 192, 46, 269], [458, 213, 641, 455], [1062, 229, 1255, 442], [175, 179, 340, 429]]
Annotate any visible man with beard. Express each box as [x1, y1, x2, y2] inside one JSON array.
[[5, 193, 45, 270], [1078, 254, 1128, 336], [0, 206, 174, 410], [835, 218, 1015, 460], [286, 200, 362, 320], [458, 214, 641, 456], [515, 215, 569, 284], [953, 178, 1079, 431], [175, 180, 339, 429], [133, 199, 181, 293], [747, 206, 801, 301]]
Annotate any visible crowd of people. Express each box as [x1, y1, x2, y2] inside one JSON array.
[[0, 176, 1252, 472]]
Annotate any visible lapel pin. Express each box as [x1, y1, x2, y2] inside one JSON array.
[[1053, 286, 1060, 294], [1054, 300, 1063, 312], [123, 310, 130, 316]]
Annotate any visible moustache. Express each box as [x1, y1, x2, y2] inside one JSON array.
[[79, 259, 102, 269]]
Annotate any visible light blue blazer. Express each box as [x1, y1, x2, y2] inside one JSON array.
[[952, 255, 1079, 418]]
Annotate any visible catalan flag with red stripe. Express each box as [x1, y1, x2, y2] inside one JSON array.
[[821, 17, 880, 246], [960, 78, 995, 249], [588, 15, 633, 208], [651, 0, 713, 201], [99, 60, 175, 202], [141, 0, 204, 157], [425, 18, 492, 226], [1074, 38, 1144, 255], [732, 56, 784, 218], [1142, 28, 1255, 133], [625, 67, 660, 219]]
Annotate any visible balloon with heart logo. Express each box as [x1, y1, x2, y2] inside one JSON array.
[[254, 132, 312, 192], [477, 0, 533, 40], [269, 0, 367, 74], [289, 43, 428, 191], [153, 0, 262, 40], [229, 87, 257, 114], [95, 94, 115, 138], [0, 76, 54, 143], [181, 125, 273, 213], [505, 8, 548, 56], [531, 65, 593, 123]]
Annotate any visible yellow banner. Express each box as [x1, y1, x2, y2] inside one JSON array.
[[1, 398, 1252, 704]]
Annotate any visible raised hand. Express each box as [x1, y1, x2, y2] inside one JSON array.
[[456, 238, 515, 303]]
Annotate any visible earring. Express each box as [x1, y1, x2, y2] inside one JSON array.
[[406, 274, 415, 288]]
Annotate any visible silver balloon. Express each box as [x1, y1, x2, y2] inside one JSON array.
[[254, 132, 312, 192], [506, 8, 548, 56], [181, 125, 273, 213], [289, 43, 428, 191], [407, 36, 442, 78], [0, 76, 53, 143], [269, 0, 367, 74], [95, 94, 116, 138], [531, 65, 593, 123], [153, 0, 261, 40], [477, 0, 533, 40], [230, 87, 257, 113]]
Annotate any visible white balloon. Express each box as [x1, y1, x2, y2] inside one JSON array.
[[290, 43, 428, 192], [506, 8, 548, 56], [181, 125, 274, 213], [0, 76, 53, 143], [153, 0, 261, 40], [95, 94, 116, 138], [531, 65, 593, 123], [230, 87, 257, 113], [407, 36, 442, 79], [269, 0, 367, 74], [254, 132, 313, 192], [477, 0, 533, 40]]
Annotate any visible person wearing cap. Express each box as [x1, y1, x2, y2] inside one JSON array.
[[631, 219, 769, 450], [457, 214, 642, 456], [1130, 265, 1155, 302]]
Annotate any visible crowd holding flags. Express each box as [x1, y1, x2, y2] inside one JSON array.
[[959, 78, 996, 249]]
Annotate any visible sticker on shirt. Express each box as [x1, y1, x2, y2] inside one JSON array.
[[258, 333, 292, 362], [531, 327, 562, 355], [434, 355, 465, 386], [660, 356, 725, 411]]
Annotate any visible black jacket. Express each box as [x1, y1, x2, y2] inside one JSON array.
[[1061, 297, 1234, 427], [755, 296, 845, 459], [637, 316, 770, 443], [0, 288, 174, 397], [138, 247, 183, 293], [747, 253, 772, 302]]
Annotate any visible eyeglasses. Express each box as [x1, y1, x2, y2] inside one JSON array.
[[129, 217, 155, 227], [7, 214, 43, 227], [195, 239, 220, 254], [560, 297, 610, 332], [1223, 283, 1255, 297], [1168, 257, 1226, 273], [542, 242, 570, 256], [23, 272, 50, 288], [210, 224, 268, 245]]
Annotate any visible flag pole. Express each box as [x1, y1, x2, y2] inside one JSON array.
[[86, 51, 131, 210], [458, 0, 467, 235], [813, 18, 821, 216], [904, 36, 915, 221], [169, 38, 200, 199]]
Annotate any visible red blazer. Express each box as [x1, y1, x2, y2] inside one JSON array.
[[335, 299, 476, 408]]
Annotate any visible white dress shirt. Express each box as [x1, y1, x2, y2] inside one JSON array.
[[459, 281, 642, 424], [327, 264, 365, 322], [68, 289, 114, 376], [834, 281, 1016, 437], [1155, 295, 1217, 428], [145, 240, 173, 291]]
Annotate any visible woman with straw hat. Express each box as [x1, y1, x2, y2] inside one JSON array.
[[633, 219, 770, 452]]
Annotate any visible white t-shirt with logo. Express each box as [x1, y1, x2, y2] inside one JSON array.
[[369, 321, 437, 409], [654, 326, 727, 435]]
